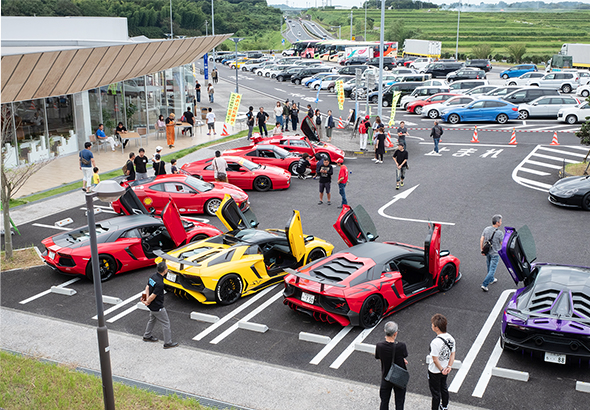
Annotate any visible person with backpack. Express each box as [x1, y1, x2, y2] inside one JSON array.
[[428, 314, 455, 410], [430, 121, 444, 154], [359, 115, 371, 150], [153, 154, 166, 176], [480, 214, 504, 292]]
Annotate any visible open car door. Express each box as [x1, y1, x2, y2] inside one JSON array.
[[114, 186, 149, 215], [300, 116, 318, 142], [216, 194, 258, 232], [333, 204, 378, 247], [161, 199, 188, 247], [285, 210, 306, 262], [424, 223, 441, 278], [499, 225, 537, 285]]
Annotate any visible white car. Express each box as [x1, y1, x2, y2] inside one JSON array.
[[410, 57, 434, 72], [482, 86, 523, 99], [265, 65, 298, 78], [526, 72, 580, 93], [309, 75, 342, 90], [251, 61, 278, 75], [557, 102, 590, 124], [282, 49, 296, 56], [400, 85, 451, 109], [504, 72, 545, 86], [518, 95, 582, 119], [576, 84, 590, 98], [421, 95, 476, 119], [465, 85, 499, 98]]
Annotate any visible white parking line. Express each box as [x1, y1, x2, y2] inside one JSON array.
[[329, 324, 379, 369], [537, 146, 588, 157], [31, 223, 71, 231], [80, 207, 118, 214], [449, 289, 515, 393], [193, 285, 277, 341], [107, 304, 138, 323], [517, 167, 551, 176], [93, 292, 143, 320], [310, 326, 353, 365], [209, 290, 283, 344], [419, 142, 517, 148], [531, 153, 578, 163], [19, 277, 81, 304], [472, 339, 505, 398], [524, 159, 562, 169]]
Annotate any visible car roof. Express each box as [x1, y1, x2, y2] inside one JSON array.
[[346, 242, 414, 264]]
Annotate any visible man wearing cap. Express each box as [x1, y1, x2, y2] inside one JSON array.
[[152, 146, 163, 164], [165, 113, 175, 149], [336, 158, 348, 208], [359, 115, 371, 150]]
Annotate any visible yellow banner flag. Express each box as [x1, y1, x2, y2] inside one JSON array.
[[388, 91, 402, 127], [225, 93, 242, 126], [336, 80, 345, 111], [192, 63, 197, 79]]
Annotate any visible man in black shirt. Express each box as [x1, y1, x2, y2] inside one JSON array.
[[182, 107, 195, 137], [375, 321, 408, 410], [318, 158, 333, 205], [246, 106, 255, 139], [134, 148, 149, 180], [142, 262, 178, 349], [115, 121, 130, 148], [255, 107, 269, 137], [125, 152, 136, 181], [392, 143, 408, 190], [195, 80, 201, 103]]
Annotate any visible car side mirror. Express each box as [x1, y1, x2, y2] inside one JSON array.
[[440, 250, 450, 257]]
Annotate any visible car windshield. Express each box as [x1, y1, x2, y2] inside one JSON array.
[[67, 225, 109, 244], [235, 158, 261, 171], [185, 176, 214, 192], [273, 146, 293, 157], [225, 228, 284, 244]]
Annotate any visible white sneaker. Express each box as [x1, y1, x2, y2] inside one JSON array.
[[491, 278, 498, 285], [481, 285, 489, 292], [371, 158, 378, 161]]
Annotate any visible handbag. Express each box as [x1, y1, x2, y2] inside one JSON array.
[[482, 229, 498, 255], [384, 342, 410, 389]]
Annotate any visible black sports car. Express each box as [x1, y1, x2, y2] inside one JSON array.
[[548, 175, 590, 210]]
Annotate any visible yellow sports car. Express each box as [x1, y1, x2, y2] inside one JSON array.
[[156, 195, 334, 305]]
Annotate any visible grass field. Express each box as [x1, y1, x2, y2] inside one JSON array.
[[309, 9, 590, 59]]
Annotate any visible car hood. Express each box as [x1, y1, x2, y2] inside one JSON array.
[[549, 175, 590, 194], [211, 182, 249, 202]]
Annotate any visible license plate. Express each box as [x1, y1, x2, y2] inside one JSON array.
[[166, 272, 177, 283], [544, 352, 566, 364], [48, 251, 55, 260], [301, 292, 315, 305]]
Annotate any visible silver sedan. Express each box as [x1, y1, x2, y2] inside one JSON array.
[[518, 95, 582, 119]]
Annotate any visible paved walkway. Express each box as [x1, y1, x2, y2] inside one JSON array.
[[1, 308, 486, 410]]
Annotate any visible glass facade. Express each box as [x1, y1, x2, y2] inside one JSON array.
[[1, 63, 197, 167]]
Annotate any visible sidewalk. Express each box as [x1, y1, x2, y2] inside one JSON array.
[[1, 308, 486, 410]]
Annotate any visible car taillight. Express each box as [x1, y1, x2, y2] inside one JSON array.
[[512, 107, 518, 111]]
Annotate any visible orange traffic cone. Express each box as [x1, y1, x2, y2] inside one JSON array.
[[509, 128, 518, 145], [471, 125, 480, 143], [221, 123, 229, 137], [337, 117, 345, 129], [386, 131, 394, 148], [550, 131, 560, 146]]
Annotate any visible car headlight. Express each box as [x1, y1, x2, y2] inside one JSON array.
[[551, 188, 578, 198]]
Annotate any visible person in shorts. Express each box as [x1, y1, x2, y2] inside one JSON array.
[[318, 157, 333, 205], [206, 107, 216, 135]]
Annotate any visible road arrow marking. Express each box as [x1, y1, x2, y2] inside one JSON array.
[[378, 184, 455, 226]]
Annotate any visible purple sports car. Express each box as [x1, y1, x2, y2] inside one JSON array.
[[499, 225, 590, 363]]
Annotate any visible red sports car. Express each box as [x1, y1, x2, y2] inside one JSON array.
[[251, 135, 345, 163], [222, 144, 302, 175], [180, 156, 291, 192], [41, 191, 222, 282], [406, 93, 460, 115], [111, 174, 249, 216], [283, 205, 462, 328]]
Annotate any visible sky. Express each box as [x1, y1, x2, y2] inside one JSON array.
[[267, 0, 590, 8]]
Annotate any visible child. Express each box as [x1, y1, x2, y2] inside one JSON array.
[[92, 167, 100, 190], [170, 159, 179, 174], [296, 153, 311, 179]]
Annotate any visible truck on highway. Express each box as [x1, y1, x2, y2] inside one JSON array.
[[556, 43, 590, 69], [403, 39, 442, 58]]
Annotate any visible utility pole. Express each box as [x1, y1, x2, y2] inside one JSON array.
[[364, 1, 367, 40], [350, 9, 353, 41], [211, 0, 216, 69], [455, 0, 461, 60], [205, 20, 208, 36], [169, 0, 173, 38], [377, 0, 385, 118]]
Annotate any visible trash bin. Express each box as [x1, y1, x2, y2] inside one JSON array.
[[201, 107, 208, 120]]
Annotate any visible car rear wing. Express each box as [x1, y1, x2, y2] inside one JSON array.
[[284, 268, 346, 292], [154, 249, 201, 270]]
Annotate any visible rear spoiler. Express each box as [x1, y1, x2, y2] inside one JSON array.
[[154, 249, 201, 270], [284, 268, 346, 292]]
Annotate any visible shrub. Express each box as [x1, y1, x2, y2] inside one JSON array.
[[507, 43, 527, 63]]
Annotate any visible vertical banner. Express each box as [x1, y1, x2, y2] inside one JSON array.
[[192, 63, 197, 79], [225, 92, 242, 126], [204, 53, 209, 80], [388, 91, 402, 127], [336, 80, 345, 111]]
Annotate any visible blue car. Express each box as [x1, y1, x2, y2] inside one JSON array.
[[499, 64, 537, 79], [440, 98, 520, 124]]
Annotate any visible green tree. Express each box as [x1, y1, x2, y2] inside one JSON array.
[[471, 44, 492, 59], [385, 19, 421, 47], [507, 43, 527, 64], [575, 96, 590, 174]]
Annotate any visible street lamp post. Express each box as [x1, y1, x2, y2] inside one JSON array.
[[230, 37, 244, 93], [169, 0, 173, 38], [350, 9, 353, 40], [86, 180, 125, 410], [211, 0, 216, 69], [364, 1, 367, 40], [205, 20, 208, 36], [377, 0, 385, 118], [455, 1, 461, 60]]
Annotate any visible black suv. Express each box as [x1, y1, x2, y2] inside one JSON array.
[[338, 65, 370, 76], [447, 68, 486, 82], [465, 59, 492, 72], [276, 67, 305, 82], [424, 62, 464, 78], [368, 81, 425, 107], [290, 67, 332, 85], [366, 57, 397, 70], [246, 51, 264, 59], [345, 56, 369, 66], [501, 87, 560, 105]]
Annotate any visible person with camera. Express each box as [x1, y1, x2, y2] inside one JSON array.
[[480, 214, 504, 292]]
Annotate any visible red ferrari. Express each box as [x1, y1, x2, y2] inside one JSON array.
[[222, 144, 302, 175], [283, 205, 462, 328], [181, 156, 291, 192], [251, 135, 345, 163], [406, 93, 460, 115], [111, 174, 249, 216], [41, 192, 222, 282]]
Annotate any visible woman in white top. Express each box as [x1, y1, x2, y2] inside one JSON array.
[[273, 102, 284, 131], [273, 122, 282, 136]]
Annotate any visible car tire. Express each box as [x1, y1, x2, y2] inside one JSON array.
[[384, 66, 390, 71], [205, 198, 222, 216], [288, 161, 299, 175], [265, 73, 270, 78], [438, 263, 457, 292], [314, 84, 320, 90], [371, 96, 379, 104], [215, 273, 243, 305], [253, 176, 272, 192], [428, 109, 439, 119], [295, 79, 301, 85], [566, 114, 578, 124], [448, 114, 460, 124], [581, 90, 590, 97], [496, 113, 509, 124], [359, 294, 385, 329], [382, 99, 389, 107], [257, 72, 262, 76], [502, 74, 509, 79], [318, 152, 331, 163], [509, 81, 517, 86], [190, 233, 209, 243], [86, 254, 117, 282], [306, 248, 327, 264], [518, 110, 529, 120], [415, 106, 423, 115], [328, 86, 335, 92], [561, 84, 572, 93], [582, 193, 590, 211], [277, 76, 284, 82]]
